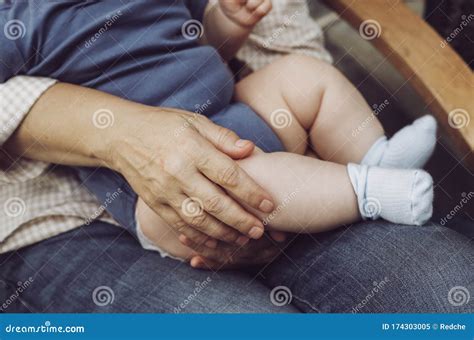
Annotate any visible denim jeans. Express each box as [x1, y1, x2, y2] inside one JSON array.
[[0, 220, 472, 313]]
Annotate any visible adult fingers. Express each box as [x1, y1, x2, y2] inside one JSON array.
[[180, 235, 235, 264], [191, 116, 275, 216], [181, 172, 258, 241], [191, 114, 254, 160], [172, 192, 245, 244], [197, 146, 274, 217], [155, 203, 213, 247], [269, 231, 288, 243], [187, 237, 281, 270], [190, 245, 279, 270]]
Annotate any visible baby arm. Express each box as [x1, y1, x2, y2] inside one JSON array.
[[202, 0, 272, 61]]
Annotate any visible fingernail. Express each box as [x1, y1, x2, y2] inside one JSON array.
[[248, 226, 263, 239], [235, 139, 249, 148], [270, 231, 287, 243], [205, 239, 217, 249], [259, 199, 274, 213], [191, 258, 202, 268], [179, 235, 189, 246], [236, 235, 249, 246]]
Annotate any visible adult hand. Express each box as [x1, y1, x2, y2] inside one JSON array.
[[180, 232, 286, 270], [7, 83, 274, 247], [111, 107, 275, 246]]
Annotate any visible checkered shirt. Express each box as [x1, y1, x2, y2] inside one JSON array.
[[0, 76, 117, 253]]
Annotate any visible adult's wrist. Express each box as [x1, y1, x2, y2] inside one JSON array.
[[97, 106, 161, 173], [4, 82, 159, 169]]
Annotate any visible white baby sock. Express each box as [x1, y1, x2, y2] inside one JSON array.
[[347, 163, 433, 226], [362, 115, 437, 168]]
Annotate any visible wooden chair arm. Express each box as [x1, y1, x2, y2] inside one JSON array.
[[322, 0, 474, 169]]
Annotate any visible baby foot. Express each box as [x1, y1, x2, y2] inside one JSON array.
[[347, 164, 433, 226], [362, 115, 437, 169]]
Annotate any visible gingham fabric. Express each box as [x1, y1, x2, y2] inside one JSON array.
[[0, 76, 117, 253], [236, 0, 333, 70]]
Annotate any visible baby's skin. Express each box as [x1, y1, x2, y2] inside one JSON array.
[[136, 1, 437, 264], [137, 55, 436, 261]]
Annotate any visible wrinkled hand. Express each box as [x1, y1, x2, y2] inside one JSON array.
[[112, 108, 275, 247], [137, 198, 288, 265], [182, 232, 286, 270], [218, 0, 272, 28]]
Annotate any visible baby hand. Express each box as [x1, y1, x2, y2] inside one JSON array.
[[218, 0, 272, 28]]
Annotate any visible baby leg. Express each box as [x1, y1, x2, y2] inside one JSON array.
[[235, 55, 436, 168], [233, 151, 432, 229], [136, 150, 358, 259], [138, 149, 433, 259], [235, 55, 383, 161], [136, 151, 357, 260]]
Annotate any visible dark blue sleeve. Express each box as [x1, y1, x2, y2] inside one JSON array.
[[75, 166, 140, 237], [183, 0, 208, 22], [0, 5, 27, 82]]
